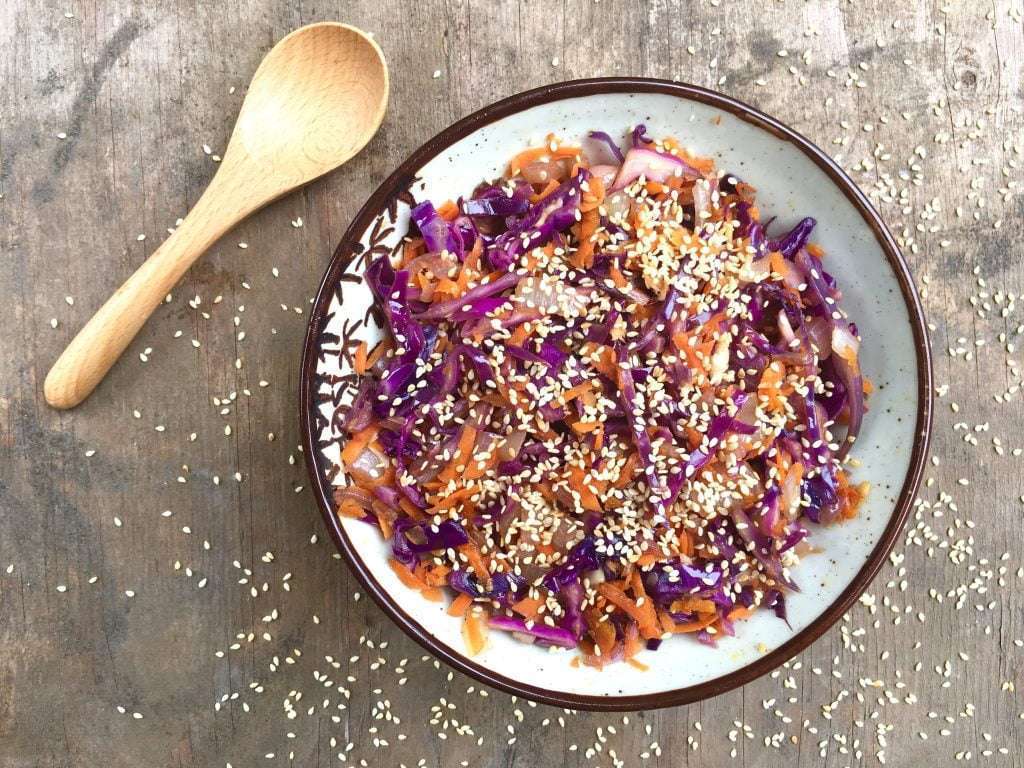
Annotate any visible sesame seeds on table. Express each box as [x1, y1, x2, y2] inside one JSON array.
[[10, 2, 1024, 765]]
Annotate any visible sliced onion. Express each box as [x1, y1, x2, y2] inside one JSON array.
[[522, 159, 572, 186], [346, 445, 388, 485], [589, 163, 619, 188], [831, 324, 860, 366], [498, 429, 528, 462], [741, 256, 772, 284], [692, 178, 712, 221], [831, 323, 864, 460], [603, 191, 633, 221], [777, 310, 797, 347], [806, 316, 832, 358], [611, 147, 702, 191], [513, 275, 590, 318], [334, 484, 374, 510]]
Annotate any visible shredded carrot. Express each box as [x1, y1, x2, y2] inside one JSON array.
[[571, 207, 600, 268], [462, 611, 488, 655], [397, 496, 425, 521], [635, 549, 662, 568], [337, 501, 365, 519], [512, 596, 544, 620], [670, 597, 717, 614], [608, 260, 629, 288], [375, 508, 395, 539], [509, 323, 532, 347], [622, 622, 644, 661], [589, 344, 619, 381], [401, 239, 424, 266], [727, 606, 755, 621], [365, 340, 392, 370], [597, 582, 658, 638], [448, 592, 473, 617], [437, 425, 478, 484], [341, 424, 380, 466], [613, 452, 640, 489], [426, 484, 479, 513], [666, 613, 718, 634], [353, 341, 369, 375], [389, 558, 428, 591], [436, 200, 459, 221], [507, 147, 550, 175], [676, 528, 694, 558], [459, 543, 490, 581], [585, 608, 617, 656], [769, 250, 787, 280], [529, 178, 559, 202], [419, 562, 451, 587]]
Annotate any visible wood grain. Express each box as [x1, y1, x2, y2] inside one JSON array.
[[2, 1, 1022, 766]]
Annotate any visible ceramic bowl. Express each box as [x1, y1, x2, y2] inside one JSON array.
[[300, 78, 932, 710]]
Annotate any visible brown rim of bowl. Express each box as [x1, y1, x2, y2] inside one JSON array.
[[299, 77, 934, 712]]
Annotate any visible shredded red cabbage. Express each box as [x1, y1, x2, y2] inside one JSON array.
[[335, 129, 869, 665]]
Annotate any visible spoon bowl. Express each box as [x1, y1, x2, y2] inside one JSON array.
[[225, 23, 389, 200], [44, 22, 388, 410]]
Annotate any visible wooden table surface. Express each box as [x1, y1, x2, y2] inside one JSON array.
[[2, 1, 1022, 766]]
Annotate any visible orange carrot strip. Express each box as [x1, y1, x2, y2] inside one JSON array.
[[398, 496, 425, 521], [597, 582, 658, 638], [507, 147, 551, 176], [341, 424, 381, 466], [426, 485, 479, 513], [608, 260, 629, 288], [353, 341, 369, 375], [337, 502, 366, 519], [671, 597, 717, 614], [613, 452, 640, 489], [421, 587, 445, 602], [667, 613, 717, 634], [561, 380, 595, 403], [529, 178, 560, 202], [585, 609, 617, 656], [436, 200, 459, 221], [389, 558, 427, 591], [571, 207, 600, 268], [512, 596, 544, 620], [448, 593, 473, 617], [365, 339, 392, 370], [438, 425, 478, 484], [508, 324, 532, 347], [635, 550, 661, 568], [459, 543, 490, 581], [420, 563, 452, 587], [462, 611, 488, 655]]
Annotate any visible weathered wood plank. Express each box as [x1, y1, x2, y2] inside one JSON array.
[[1, 0, 1023, 766]]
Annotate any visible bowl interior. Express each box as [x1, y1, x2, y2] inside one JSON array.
[[307, 86, 927, 704]]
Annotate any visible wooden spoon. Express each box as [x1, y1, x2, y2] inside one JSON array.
[[44, 22, 388, 409]]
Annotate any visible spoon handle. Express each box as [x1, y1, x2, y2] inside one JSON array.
[[44, 170, 252, 409]]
